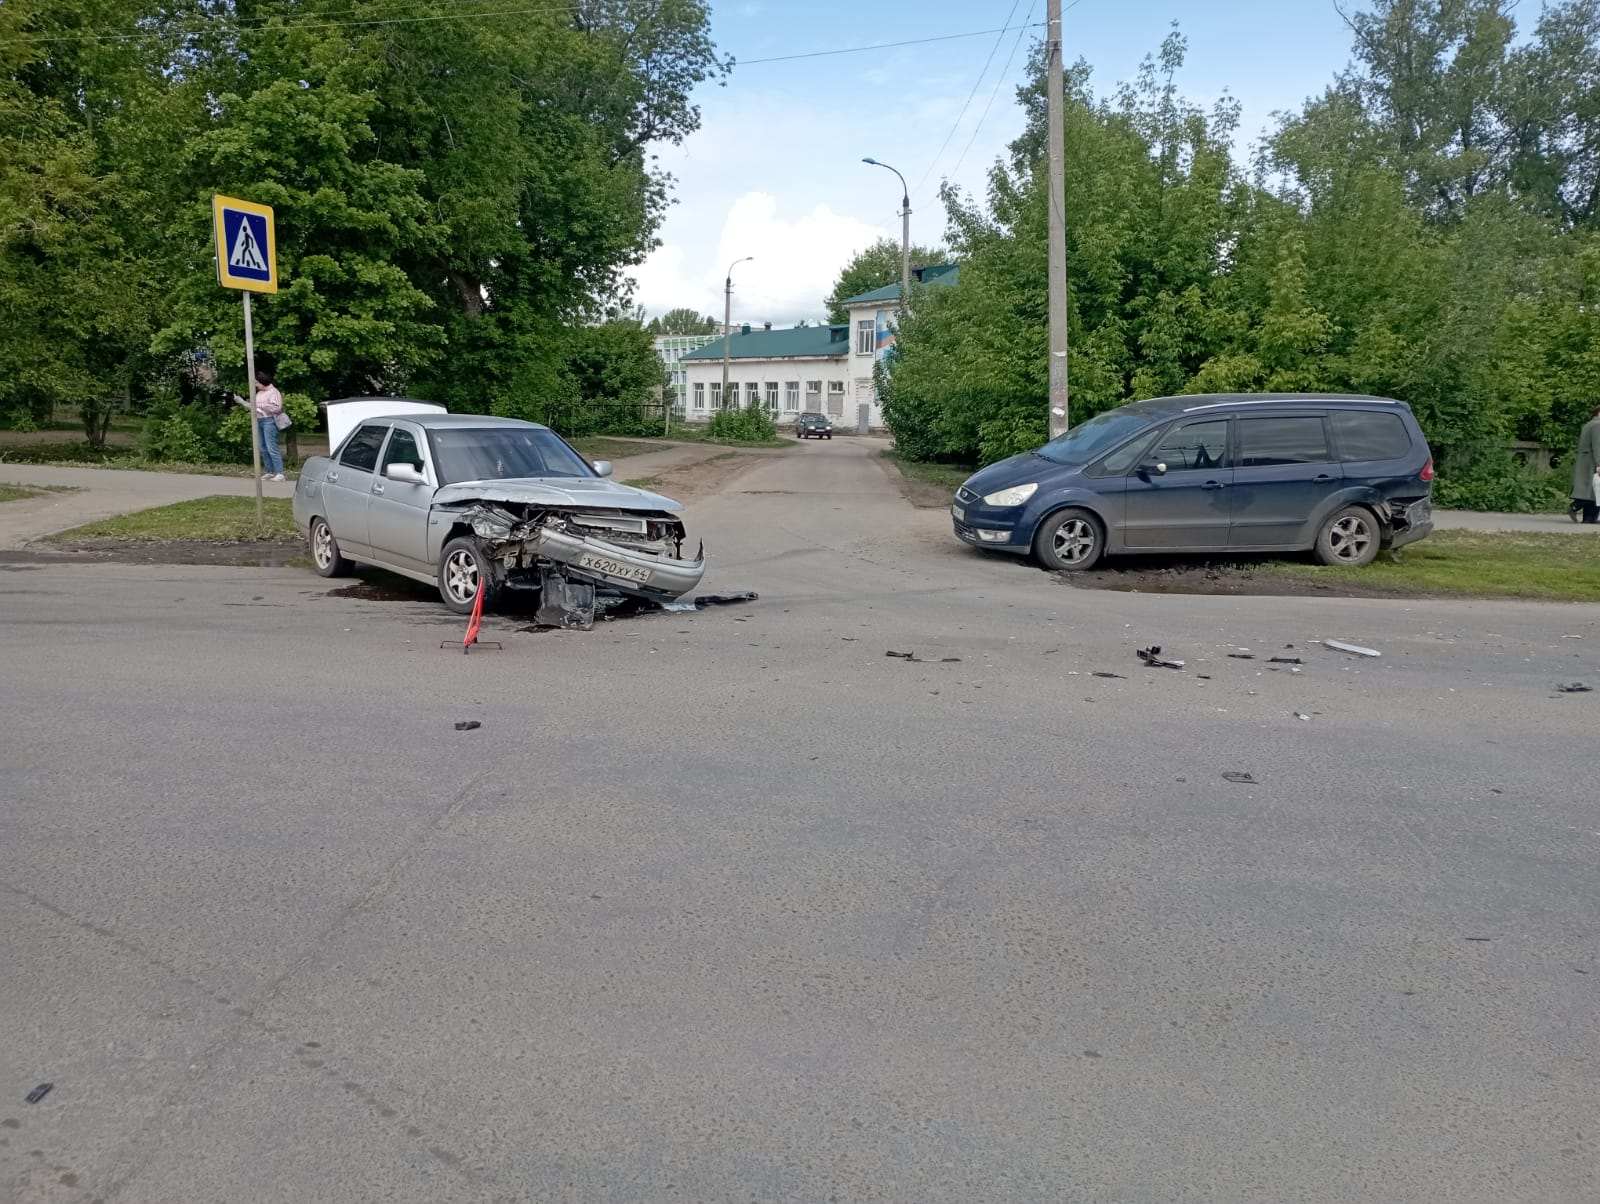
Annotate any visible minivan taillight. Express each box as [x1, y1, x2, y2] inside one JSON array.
[[1420, 458, 1434, 483]]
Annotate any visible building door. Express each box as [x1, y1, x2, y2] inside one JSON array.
[[856, 403, 869, 433]]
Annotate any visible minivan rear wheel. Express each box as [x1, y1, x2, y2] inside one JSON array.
[[1033, 507, 1105, 572], [1315, 505, 1380, 567]]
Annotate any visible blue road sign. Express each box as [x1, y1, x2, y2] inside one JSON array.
[[212, 195, 277, 293]]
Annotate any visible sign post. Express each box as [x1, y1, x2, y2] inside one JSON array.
[[211, 194, 278, 526]]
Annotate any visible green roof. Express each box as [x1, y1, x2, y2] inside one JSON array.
[[839, 262, 960, 306], [680, 324, 850, 362]]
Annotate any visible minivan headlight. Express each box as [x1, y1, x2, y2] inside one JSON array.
[[982, 482, 1038, 507]]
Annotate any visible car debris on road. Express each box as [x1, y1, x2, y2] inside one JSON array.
[[1323, 639, 1382, 657], [1136, 645, 1185, 669]]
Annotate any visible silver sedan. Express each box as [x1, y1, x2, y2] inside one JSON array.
[[293, 410, 704, 622]]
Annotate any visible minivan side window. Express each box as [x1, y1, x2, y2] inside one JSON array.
[[1331, 410, 1410, 461], [1153, 420, 1230, 471], [1097, 429, 1162, 475], [1237, 416, 1330, 467], [339, 424, 388, 472]]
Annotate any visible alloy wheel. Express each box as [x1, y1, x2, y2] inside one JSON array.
[[444, 549, 479, 604], [1328, 514, 1372, 561], [312, 522, 333, 569], [1052, 518, 1097, 564]]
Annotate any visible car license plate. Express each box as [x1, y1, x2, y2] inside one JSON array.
[[577, 552, 650, 584], [952, 505, 966, 523]]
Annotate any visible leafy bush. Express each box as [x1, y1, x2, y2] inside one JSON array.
[[706, 405, 777, 443], [150, 415, 209, 463], [1, 407, 39, 433], [140, 399, 227, 462], [1433, 447, 1568, 513]]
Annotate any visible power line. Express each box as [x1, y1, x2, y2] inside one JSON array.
[[738, 23, 1044, 66], [909, 0, 1024, 203], [946, 1, 1039, 184]]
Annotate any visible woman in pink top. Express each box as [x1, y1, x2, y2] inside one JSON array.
[[235, 366, 285, 480]]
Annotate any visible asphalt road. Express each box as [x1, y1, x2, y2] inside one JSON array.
[[2, 437, 1597, 1202]]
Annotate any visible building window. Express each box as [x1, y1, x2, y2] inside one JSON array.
[[764, 382, 779, 410], [785, 381, 800, 411], [856, 320, 875, 355], [709, 382, 721, 409], [746, 382, 760, 407], [827, 380, 845, 416], [805, 381, 822, 411], [693, 383, 705, 410]]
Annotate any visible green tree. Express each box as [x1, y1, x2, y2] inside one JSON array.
[[825, 238, 944, 323], [0, 0, 189, 441], [647, 307, 719, 335]]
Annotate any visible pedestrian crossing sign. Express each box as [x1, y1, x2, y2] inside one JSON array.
[[212, 194, 277, 293]]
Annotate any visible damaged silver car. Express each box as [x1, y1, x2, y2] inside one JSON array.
[[292, 405, 704, 625]]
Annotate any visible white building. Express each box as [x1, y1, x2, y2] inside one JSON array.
[[678, 264, 959, 431], [653, 333, 719, 417]]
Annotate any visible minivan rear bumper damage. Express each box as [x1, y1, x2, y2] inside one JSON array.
[[1386, 496, 1434, 550]]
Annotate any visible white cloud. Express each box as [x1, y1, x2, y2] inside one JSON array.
[[632, 192, 892, 326]]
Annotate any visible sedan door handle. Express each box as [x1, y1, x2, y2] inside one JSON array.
[[1201, 480, 1228, 490], [372, 483, 384, 495], [1314, 474, 1334, 482]]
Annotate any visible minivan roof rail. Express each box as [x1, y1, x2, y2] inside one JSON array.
[[1180, 396, 1399, 414]]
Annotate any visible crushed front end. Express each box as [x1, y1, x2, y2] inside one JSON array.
[[440, 501, 705, 628]]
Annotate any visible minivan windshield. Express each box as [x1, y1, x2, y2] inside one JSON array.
[[1035, 408, 1154, 466], [428, 428, 595, 485]]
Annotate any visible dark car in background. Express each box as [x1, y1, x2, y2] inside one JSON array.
[[951, 394, 1434, 572], [796, 412, 833, 440]]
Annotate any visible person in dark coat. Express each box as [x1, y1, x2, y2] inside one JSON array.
[[1574, 404, 1600, 524]]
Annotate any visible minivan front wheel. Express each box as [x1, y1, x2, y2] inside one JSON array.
[[1315, 505, 1380, 567], [1033, 508, 1105, 572]]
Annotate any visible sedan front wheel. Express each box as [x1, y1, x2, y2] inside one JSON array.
[[438, 536, 495, 615]]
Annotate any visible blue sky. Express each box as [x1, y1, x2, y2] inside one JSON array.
[[630, 0, 1360, 323]]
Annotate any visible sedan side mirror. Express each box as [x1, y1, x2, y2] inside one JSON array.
[[385, 462, 426, 484], [1141, 461, 1168, 477], [592, 460, 613, 478]]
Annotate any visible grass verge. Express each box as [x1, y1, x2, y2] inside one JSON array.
[[0, 441, 294, 478], [47, 496, 298, 543], [0, 484, 40, 502], [652, 425, 788, 449], [568, 437, 660, 461], [879, 450, 974, 508], [1265, 530, 1600, 601]]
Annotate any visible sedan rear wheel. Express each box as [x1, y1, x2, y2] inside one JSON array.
[[438, 536, 495, 615], [309, 516, 352, 578], [1315, 505, 1380, 567], [1032, 507, 1104, 572]]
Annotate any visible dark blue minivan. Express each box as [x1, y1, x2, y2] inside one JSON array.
[[952, 394, 1435, 571]]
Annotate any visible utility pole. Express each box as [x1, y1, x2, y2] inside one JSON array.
[[722, 256, 753, 411], [1046, 0, 1070, 438], [863, 158, 911, 303]]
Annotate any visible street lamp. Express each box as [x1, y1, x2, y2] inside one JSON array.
[[722, 255, 753, 411], [862, 157, 911, 304]]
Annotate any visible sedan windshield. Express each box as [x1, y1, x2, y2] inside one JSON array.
[[429, 428, 595, 485], [1035, 408, 1154, 466]]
